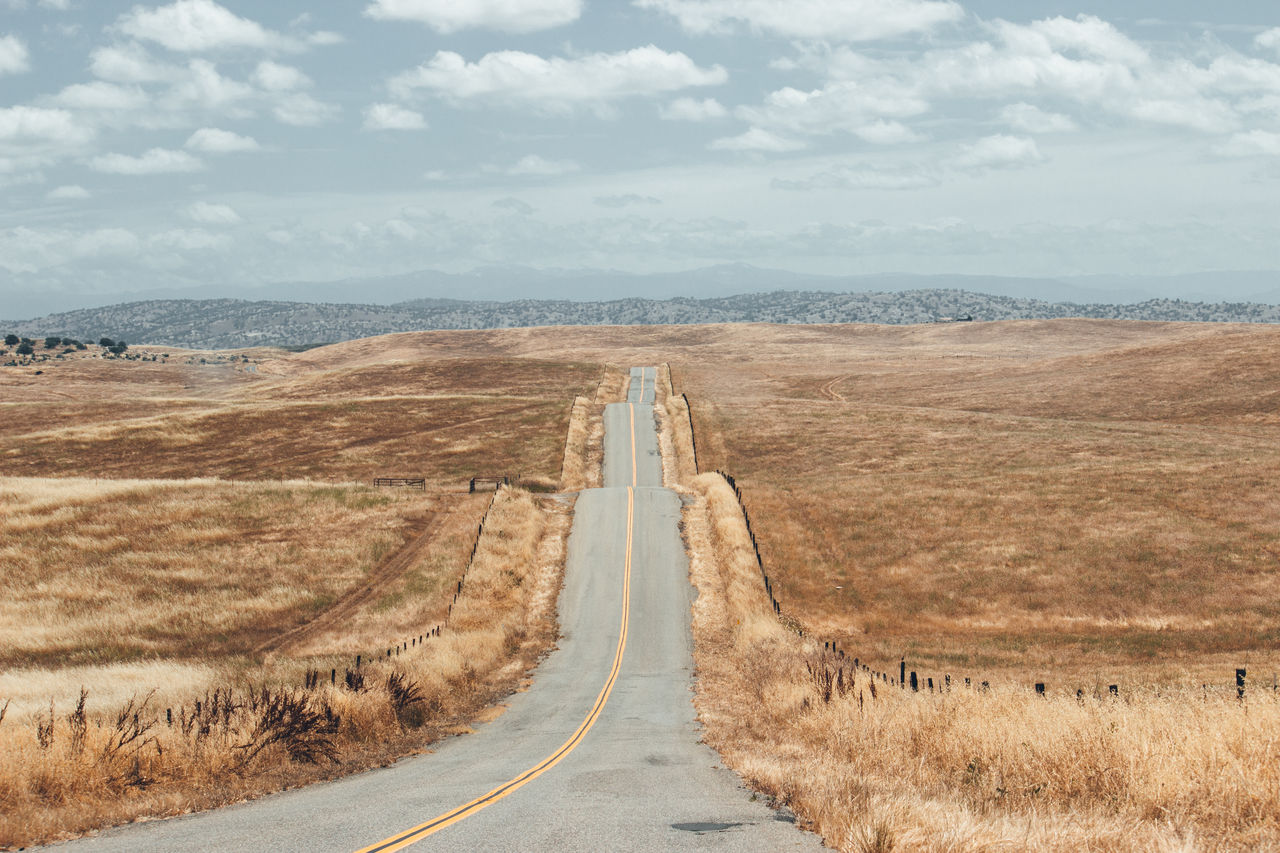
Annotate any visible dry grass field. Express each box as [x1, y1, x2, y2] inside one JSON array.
[[645, 320, 1280, 850], [681, 471, 1280, 851], [0, 347, 601, 484], [0, 338, 613, 847], [8, 319, 1280, 848], [666, 320, 1280, 689]]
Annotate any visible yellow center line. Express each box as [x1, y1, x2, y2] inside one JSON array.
[[354, 410, 639, 853], [630, 400, 638, 487]]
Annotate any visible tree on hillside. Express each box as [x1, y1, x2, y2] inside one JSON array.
[[44, 336, 62, 349], [16, 342, 34, 355], [3, 334, 17, 346], [99, 337, 115, 347]]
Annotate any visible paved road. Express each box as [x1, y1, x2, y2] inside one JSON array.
[[52, 366, 822, 852]]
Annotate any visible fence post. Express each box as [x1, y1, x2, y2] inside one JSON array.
[[910, 672, 918, 692], [331, 668, 336, 685], [900, 658, 906, 689], [1108, 684, 1118, 696], [1035, 683, 1046, 697], [1237, 668, 1247, 700]]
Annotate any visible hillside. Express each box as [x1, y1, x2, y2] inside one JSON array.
[[4, 289, 1280, 349]]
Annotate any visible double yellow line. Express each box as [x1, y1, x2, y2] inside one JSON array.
[[356, 401, 640, 852]]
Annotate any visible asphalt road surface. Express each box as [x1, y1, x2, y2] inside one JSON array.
[[51, 366, 822, 852]]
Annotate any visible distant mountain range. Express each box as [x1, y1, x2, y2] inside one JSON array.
[[3, 264, 1280, 322], [5, 289, 1280, 350]]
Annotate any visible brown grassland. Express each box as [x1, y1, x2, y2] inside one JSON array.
[[7, 319, 1280, 849], [0, 339, 617, 847], [646, 320, 1280, 850], [667, 320, 1280, 688]]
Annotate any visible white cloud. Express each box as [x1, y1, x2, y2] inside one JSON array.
[[709, 127, 805, 152], [951, 134, 1043, 171], [252, 60, 310, 91], [90, 147, 205, 175], [660, 96, 727, 121], [365, 0, 582, 33], [47, 184, 90, 200], [161, 59, 255, 114], [0, 105, 94, 144], [363, 102, 427, 130], [595, 194, 661, 207], [1259, 28, 1280, 54], [52, 81, 150, 111], [382, 218, 416, 240], [114, 0, 331, 53], [854, 119, 921, 144], [39, 0, 70, 8], [774, 164, 938, 191], [272, 92, 339, 126], [746, 14, 1280, 147], [185, 127, 259, 152], [1216, 129, 1280, 158], [0, 35, 29, 75], [507, 154, 579, 175], [72, 228, 141, 259], [635, 0, 963, 42], [733, 82, 928, 142], [184, 201, 241, 224], [389, 46, 727, 114], [89, 43, 177, 83], [1000, 103, 1078, 133], [492, 197, 534, 214], [151, 228, 229, 251]]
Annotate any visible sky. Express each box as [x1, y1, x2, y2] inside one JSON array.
[[2, 0, 1280, 308]]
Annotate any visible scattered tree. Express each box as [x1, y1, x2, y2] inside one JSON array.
[[99, 337, 115, 347], [44, 336, 62, 349], [16, 342, 34, 355], [3, 334, 17, 346]]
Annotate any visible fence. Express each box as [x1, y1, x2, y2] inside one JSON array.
[[299, 482, 503, 689], [713, 468, 1270, 702], [373, 477, 425, 490], [469, 476, 509, 493]]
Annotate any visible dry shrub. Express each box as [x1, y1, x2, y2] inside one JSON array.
[[681, 471, 1280, 850]]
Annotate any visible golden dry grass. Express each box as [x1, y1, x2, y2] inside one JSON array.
[[0, 339, 616, 847], [681, 471, 1280, 852], [0, 351, 602, 483], [0, 476, 430, 672], [0, 486, 571, 849], [667, 320, 1280, 688]]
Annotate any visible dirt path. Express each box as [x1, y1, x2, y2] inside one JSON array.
[[819, 375, 850, 402], [255, 508, 444, 656]]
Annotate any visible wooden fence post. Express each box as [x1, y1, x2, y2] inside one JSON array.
[[1237, 668, 1247, 700]]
